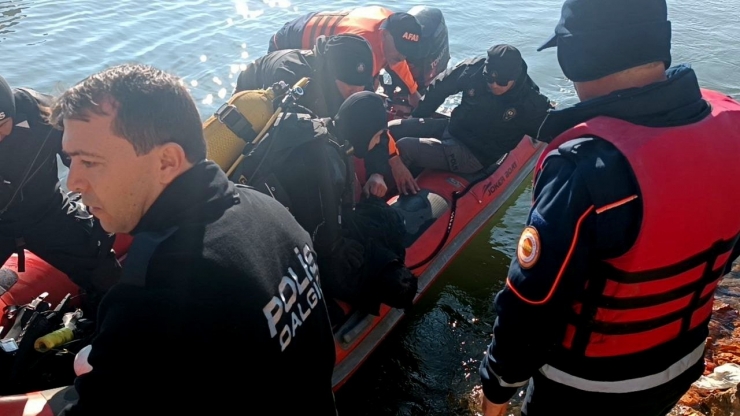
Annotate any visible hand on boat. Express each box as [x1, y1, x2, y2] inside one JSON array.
[[389, 156, 419, 195], [364, 173, 388, 198], [479, 390, 508, 416]]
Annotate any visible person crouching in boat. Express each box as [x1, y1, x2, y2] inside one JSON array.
[[234, 34, 419, 196], [230, 90, 417, 321], [388, 44, 553, 192], [53, 63, 338, 416], [477, 0, 740, 415], [235, 34, 374, 119], [0, 75, 120, 312], [267, 6, 425, 108]]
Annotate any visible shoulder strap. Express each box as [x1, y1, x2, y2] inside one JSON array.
[[325, 134, 355, 208]]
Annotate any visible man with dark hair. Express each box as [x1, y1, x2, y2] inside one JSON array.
[[389, 44, 552, 179], [477, 1, 740, 415], [53, 63, 338, 416], [0, 74, 119, 311]]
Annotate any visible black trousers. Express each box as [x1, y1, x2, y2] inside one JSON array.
[[388, 117, 484, 174]]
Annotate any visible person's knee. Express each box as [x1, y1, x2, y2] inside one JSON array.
[[396, 136, 418, 152], [396, 137, 419, 165], [388, 117, 431, 140], [418, 138, 443, 146], [388, 118, 404, 139]]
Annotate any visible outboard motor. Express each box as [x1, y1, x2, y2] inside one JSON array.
[[407, 6, 450, 90]]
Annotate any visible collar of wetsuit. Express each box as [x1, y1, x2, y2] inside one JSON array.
[[537, 64, 707, 143], [131, 161, 237, 235]]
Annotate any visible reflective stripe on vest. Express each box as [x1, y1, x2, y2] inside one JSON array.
[[300, 7, 391, 75], [301, 12, 350, 49], [534, 88, 740, 390], [540, 340, 706, 393]]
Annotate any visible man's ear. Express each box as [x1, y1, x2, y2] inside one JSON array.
[[156, 143, 190, 185]]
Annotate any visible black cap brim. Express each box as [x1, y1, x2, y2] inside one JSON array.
[[537, 34, 558, 51]]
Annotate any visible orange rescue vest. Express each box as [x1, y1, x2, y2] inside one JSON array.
[[533, 89, 740, 392]]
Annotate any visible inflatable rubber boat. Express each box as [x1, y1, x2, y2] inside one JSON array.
[[333, 119, 543, 388], [0, 235, 133, 392]]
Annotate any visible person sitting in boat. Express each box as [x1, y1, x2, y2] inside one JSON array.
[[236, 33, 419, 198], [389, 44, 553, 180], [233, 90, 416, 320], [0, 75, 120, 312], [267, 6, 425, 108], [53, 63, 338, 415]]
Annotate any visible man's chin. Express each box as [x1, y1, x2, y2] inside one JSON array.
[[96, 217, 118, 235], [100, 224, 116, 234]]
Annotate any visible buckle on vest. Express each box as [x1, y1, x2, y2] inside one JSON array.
[[215, 103, 257, 143]]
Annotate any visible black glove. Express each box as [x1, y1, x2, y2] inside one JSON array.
[[333, 237, 364, 273], [318, 237, 366, 303]]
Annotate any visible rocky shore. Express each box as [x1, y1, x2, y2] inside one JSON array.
[[470, 262, 740, 416], [671, 262, 740, 416]]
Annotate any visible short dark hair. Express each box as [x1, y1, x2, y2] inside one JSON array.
[[51, 63, 206, 162]]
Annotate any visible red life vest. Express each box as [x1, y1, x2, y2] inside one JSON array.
[[298, 6, 419, 94], [533, 88, 740, 393]]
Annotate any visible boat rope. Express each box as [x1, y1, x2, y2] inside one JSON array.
[[407, 190, 460, 270], [407, 159, 504, 271]]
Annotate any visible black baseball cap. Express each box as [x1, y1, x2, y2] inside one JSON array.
[[320, 34, 375, 88], [380, 12, 423, 60], [484, 44, 523, 85], [0, 75, 15, 122], [537, 0, 672, 82]]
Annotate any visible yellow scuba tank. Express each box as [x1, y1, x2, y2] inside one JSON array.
[[203, 78, 311, 178], [203, 88, 278, 172]]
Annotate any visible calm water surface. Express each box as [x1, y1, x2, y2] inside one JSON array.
[[2, 1, 739, 414]]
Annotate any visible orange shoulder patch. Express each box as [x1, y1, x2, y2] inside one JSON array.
[[517, 226, 541, 269]]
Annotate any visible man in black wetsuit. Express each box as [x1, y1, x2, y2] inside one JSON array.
[[54, 63, 338, 416]]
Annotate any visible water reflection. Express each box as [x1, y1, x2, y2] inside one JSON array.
[[234, 0, 265, 20], [0, 1, 26, 38]]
